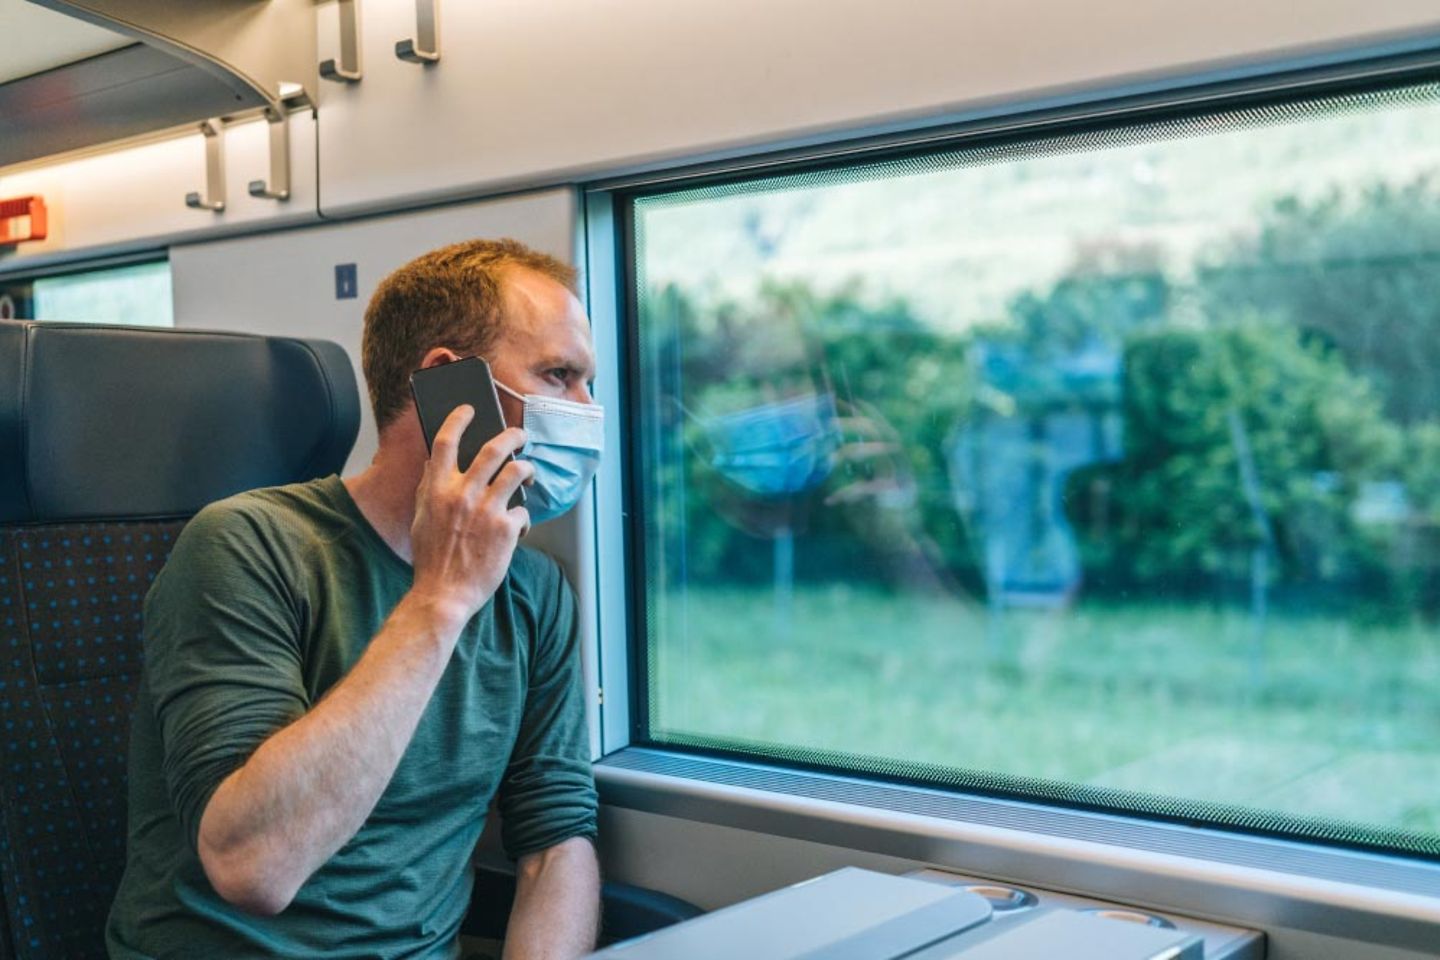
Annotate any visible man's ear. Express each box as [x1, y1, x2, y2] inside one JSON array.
[[417, 346, 463, 370]]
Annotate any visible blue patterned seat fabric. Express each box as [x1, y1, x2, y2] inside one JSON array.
[[1, 522, 186, 958], [0, 320, 360, 960]]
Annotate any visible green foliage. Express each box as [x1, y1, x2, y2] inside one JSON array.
[[1074, 323, 1401, 587], [1403, 421, 1440, 521], [1007, 252, 1170, 356], [1198, 176, 1440, 424], [810, 288, 976, 585], [646, 173, 1440, 609]]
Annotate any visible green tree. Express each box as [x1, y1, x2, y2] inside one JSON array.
[[1073, 322, 1401, 590], [1198, 175, 1440, 424]]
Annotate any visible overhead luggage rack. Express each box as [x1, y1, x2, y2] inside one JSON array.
[[1, 0, 316, 170]]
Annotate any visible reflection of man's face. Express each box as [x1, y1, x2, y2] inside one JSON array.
[[487, 267, 598, 428], [737, 334, 810, 401]]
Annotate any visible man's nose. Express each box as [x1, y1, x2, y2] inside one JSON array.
[[568, 382, 596, 405]]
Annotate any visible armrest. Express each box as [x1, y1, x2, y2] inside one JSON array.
[[596, 878, 705, 944], [463, 865, 703, 946]]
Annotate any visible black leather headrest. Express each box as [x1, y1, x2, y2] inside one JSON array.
[[0, 321, 360, 524]]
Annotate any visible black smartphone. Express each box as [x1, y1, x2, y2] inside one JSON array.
[[409, 356, 526, 508]]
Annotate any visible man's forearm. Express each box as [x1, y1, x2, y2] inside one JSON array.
[[504, 838, 601, 960], [196, 593, 466, 914]]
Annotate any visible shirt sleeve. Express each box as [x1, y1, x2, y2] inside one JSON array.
[[142, 500, 310, 852], [497, 560, 598, 859]]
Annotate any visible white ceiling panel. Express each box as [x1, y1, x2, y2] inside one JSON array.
[[0, 0, 132, 85]]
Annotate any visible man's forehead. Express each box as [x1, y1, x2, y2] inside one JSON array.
[[501, 264, 571, 310], [497, 268, 596, 373]]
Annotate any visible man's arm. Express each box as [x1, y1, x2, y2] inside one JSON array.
[[196, 408, 533, 915], [492, 553, 599, 953], [197, 593, 470, 914], [503, 838, 601, 960]]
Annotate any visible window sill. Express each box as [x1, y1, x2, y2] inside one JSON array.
[[595, 746, 1440, 953]]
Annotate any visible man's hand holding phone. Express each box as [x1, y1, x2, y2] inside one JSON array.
[[409, 405, 534, 628]]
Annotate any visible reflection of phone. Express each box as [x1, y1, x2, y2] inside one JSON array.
[[410, 356, 525, 508]]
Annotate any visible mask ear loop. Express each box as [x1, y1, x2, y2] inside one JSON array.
[[493, 378, 526, 403], [487, 376, 529, 432]]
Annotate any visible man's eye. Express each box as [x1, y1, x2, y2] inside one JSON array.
[[549, 368, 572, 383]]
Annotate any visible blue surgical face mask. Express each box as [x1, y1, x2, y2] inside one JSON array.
[[699, 392, 840, 498], [495, 380, 605, 524]]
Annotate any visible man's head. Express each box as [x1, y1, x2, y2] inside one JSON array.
[[361, 238, 596, 438]]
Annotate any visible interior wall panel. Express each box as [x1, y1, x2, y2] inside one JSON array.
[[0, 110, 319, 276], [314, 0, 1440, 216], [168, 186, 576, 476]]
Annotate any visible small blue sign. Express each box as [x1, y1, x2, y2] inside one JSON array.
[[335, 263, 358, 300]]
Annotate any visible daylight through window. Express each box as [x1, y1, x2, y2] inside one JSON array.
[[630, 81, 1440, 857], [29, 260, 173, 327]]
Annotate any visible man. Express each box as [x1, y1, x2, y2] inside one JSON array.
[[106, 239, 603, 959]]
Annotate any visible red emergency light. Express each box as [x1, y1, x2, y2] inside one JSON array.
[[0, 196, 48, 246]]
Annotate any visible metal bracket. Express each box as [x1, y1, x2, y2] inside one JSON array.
[[395, 0, 440, 64], [320, 0, 363, 82], [184, 119, 225, 212], [247, 107, 291, 201]]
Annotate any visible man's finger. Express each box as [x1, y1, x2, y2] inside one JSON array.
[[834, 440, 904, 463], [431, 405, 475, 473], [509, 505, 532, 540], [464, 427, 528, 486], [486, 458, 536, 507]]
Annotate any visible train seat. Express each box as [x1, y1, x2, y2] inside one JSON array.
[[0, 320, 360, 958]]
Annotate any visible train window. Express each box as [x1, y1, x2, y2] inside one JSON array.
[[626, 79, 1440, 858], [28, 259, 173, 327]]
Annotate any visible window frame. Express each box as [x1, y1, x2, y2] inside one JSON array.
[[0, 250, 169, 285], [582, 46, 1440, 941]]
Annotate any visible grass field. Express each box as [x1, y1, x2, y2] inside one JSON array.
[[647, 585, 1440, 841]]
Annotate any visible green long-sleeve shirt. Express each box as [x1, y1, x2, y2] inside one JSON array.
[[105, 475, 597, 959]]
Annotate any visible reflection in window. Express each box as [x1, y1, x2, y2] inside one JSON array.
[[32, 260, 173, 327], [631, 82, 1440, 857]]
